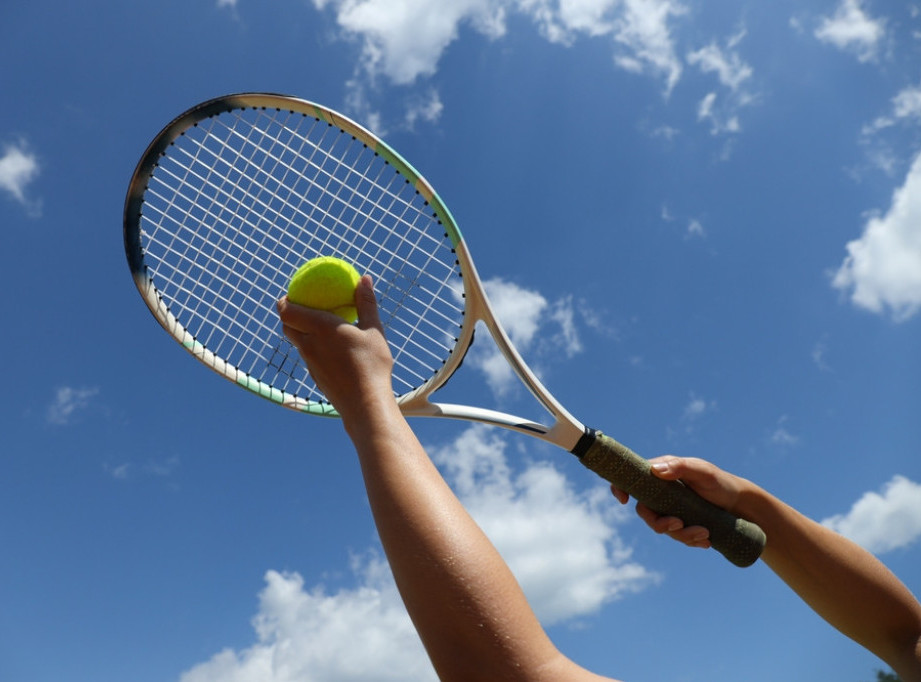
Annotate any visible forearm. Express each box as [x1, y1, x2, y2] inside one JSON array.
[[279, 288, 611, 680], [343, 405, 612, 682], [735, 483, 921, 680]]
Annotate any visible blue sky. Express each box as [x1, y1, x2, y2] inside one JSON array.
[[2, 1, 920, 681]]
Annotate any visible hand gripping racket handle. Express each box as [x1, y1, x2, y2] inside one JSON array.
[[577, 431, 766, 567]]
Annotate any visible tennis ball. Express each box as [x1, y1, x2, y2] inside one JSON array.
[[287, 256, 361, 323]]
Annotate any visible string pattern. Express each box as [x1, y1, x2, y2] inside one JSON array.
[[136, 105, 464, 406]]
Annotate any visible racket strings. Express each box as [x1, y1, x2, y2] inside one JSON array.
[[138, 105, 465, 405]]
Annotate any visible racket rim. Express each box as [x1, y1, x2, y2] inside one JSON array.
[[123, 92, 480, 417], [122, 93, 765, 566]]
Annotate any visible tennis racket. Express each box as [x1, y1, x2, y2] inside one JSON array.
[[124, 93, 765, 567]]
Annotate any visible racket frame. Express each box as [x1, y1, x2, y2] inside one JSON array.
[[124, 93, 588, 445], [124, 93, 765, 567], [399, 238, 587, 451]]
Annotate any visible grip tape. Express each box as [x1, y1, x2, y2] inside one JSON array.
[[578, 431, 765, 568]]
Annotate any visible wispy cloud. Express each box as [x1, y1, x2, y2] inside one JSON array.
[[859, 80, 921, 174], [106, 463, 131, 480], [769, 415, 799, 447], [106, 456, 181, 481], [687, 30, 752, 91], [814, 0, 886, 63], [179, 424, 656, 681], [811, 338, 831, 372], [862, 80, 921, 137], [403, 88, 444, 130], [661, 205, 706, 239], [687, 28, 756, 137], [822, 475, 921, 554], [667, 392, 717, 439], [686, 218, 705, 238], [682, 393, 715, 422], [831, 148, 921, 322], [46, 386, 99, 426]]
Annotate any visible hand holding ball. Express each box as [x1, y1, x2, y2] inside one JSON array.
[[286, 256, 361, 323]]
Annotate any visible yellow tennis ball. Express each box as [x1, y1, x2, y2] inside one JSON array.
[[287, 256, 361, 323]]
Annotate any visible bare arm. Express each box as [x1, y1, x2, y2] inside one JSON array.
[[614, 457, 921, 682], [278, 277, 614, 682]]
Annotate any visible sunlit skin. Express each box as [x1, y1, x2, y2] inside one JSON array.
[[278, 276, 614, 682], [278, 276, 921, 682], [613, 459, 921, 682]]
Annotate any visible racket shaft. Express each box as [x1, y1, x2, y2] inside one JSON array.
[[580, 432, 765, 567]]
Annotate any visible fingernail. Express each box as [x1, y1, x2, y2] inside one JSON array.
[[652, 462, 670, 474], [666, 518, 683, 532]]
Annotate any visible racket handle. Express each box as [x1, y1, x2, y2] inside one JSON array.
[[576, 431, 766, 567]]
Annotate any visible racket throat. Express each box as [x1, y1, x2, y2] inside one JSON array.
[[570, 427, 600, 458], [399, 396, 585, 449]]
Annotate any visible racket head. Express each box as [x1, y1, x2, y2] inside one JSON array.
[[124, 93, 477, 416]]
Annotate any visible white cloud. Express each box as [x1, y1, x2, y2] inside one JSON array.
[[180, 562, 436, 682], [431, 425, 656, 623], [0, 139, 40, 212], [822, 476, 921, 554], [468, 277, 583, 396], [831, 149, 921, 321], [313, 0, 507, 85], [46, 386, 99, 425], [506, 0, 691, 93], [487, 278, 547, 345], [314, 0, 686, 98], [814, 0, 886, 63], [179, 424, 655, 681]]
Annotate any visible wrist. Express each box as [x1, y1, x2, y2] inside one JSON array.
[[339, 391, 404, 440], [730, 477, 774, 525]]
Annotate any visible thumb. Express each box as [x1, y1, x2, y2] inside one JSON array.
[[649, 455, 685, 480], [355, 274, 383, 331], [649, 456, 738, 510]]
